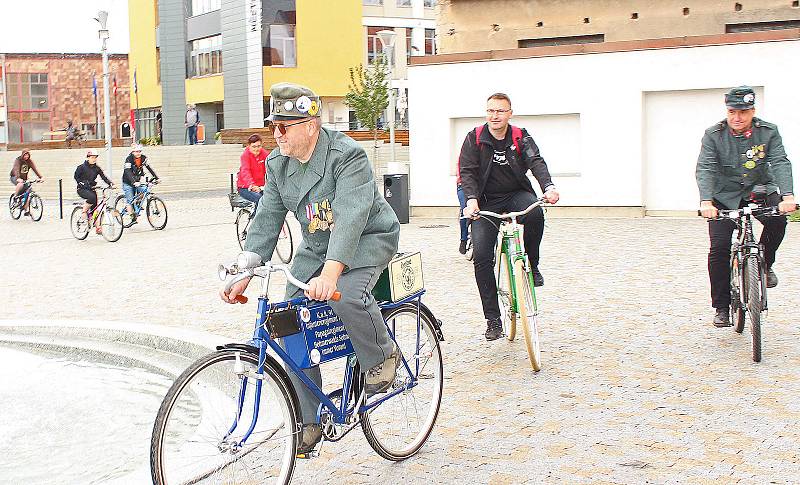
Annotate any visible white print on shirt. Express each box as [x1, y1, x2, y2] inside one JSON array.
[[492, 149, 508, 166]]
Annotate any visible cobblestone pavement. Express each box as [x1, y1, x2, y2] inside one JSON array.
[[2, 194, 799, 484]]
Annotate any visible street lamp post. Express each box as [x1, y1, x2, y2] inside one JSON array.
[[95, 10, 113, 178], [376, 29, 397, 170]]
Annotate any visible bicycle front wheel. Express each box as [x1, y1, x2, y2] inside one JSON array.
[[731, 255, 745, 333], [70, 206, 89, 240], [100, 208, 124, 242], [514, 260, 542, 371], [275, 221, 294, 264], [28, 194, 43, 221], [745, 257, 763, 362], [9, 194, 22, 219], [496, 249, 516, 341], [151, 350, 299, 485], [147, 196, 168, 230], [236, 208, 252, 250], [362, 305, 443, 461]]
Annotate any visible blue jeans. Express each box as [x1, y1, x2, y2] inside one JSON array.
[[123, 183, 148, 212], [456, 184, 468, 241], [238, 188, 262, 210], [187, 125, 198, 145]]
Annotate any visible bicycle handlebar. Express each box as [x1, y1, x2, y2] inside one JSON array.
[[220, 251, 341, 303], [467, 198, 547, 220], [697, 203, 799, 220]]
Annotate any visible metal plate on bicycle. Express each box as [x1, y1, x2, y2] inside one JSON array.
[[372, 252, 425, 302], [265, 308, 302, 339], [282, 303, 354, 368]]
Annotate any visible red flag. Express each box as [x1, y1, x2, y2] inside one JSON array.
[[113, 75, 118, 96]]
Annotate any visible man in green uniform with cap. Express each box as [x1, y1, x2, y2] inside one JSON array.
[[696, 86, 795, 327], [221, 82, 402, 455]]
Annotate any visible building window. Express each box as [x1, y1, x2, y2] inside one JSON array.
[[725, 19, 800, 32], [190, 0, 221, 16], [190, 35, 222, 77], [134, 108, 160, 142], [518, 33, 605, 48], [424, 0, 436, 6], [425, 28, 436, 54], [263, 2, 297, 67], [367, 26, 393, 64], [5, 73, 50, 143], [364, 0, 383, 5], [397, 0, 411, 6]]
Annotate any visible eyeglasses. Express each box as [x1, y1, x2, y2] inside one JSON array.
[[486, 109, 511, 115], [249, 144, 262, 149], [269, 118, 312, 136]]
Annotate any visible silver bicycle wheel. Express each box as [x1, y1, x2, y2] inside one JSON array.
[[70, 206, 89, 240], [236, 208, 252, 250], [151, 350, 299, 485], [361, 305, 443, 461], [100, 208, 124, 242]]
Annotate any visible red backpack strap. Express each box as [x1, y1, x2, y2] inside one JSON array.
[[475, 125, 484, 146], [511, 125, 523, 155]]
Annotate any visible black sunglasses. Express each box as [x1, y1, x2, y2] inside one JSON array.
[[269, 118, 312, 136]]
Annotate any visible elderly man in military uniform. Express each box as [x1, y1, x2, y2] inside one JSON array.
[[696, 86, 795, 327], [221, 82, 401, 455]]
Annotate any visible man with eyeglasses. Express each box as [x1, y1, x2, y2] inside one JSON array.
[[460, 92, 560, 341], [221, 82, 402, 456]]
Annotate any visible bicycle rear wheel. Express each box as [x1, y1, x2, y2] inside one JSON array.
[[147, 196, 168, 230], [151, 349, 299, 485], [362, 305, 443, 461], [28, 194, 43, 221], [275, 220, 294, 264], [514, 260, 542, 371], [236, 208, 252, 250], [495, 249, 516, 341], [113, 195, 136, 228], [745, 257, 763, 362], [70, 206, 89, 240], [9, 194, 22, 219], [100, 208, 124, 242], [730, 255, 745, 333]]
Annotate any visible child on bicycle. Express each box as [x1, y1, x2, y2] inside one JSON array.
[[10, 149, 44, 216], [75, 148, 113, 234], [122, 144, 159, 223], [236, 134, 268, 209]]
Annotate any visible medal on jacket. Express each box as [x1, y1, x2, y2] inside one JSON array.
[[306, 199, 334, 233]]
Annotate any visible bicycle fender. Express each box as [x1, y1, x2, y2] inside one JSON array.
[[382, 302, 445, 342]]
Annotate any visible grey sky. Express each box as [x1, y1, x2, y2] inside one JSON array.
[[0, 0, 130, 54]]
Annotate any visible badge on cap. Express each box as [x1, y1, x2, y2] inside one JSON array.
[[296, 96, 312, 113], [308, 100, 319, 116], [743, 93, 755, 104], [283, 100, 294, 111]]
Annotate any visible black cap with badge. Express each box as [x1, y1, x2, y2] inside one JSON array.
[[724, 86, 756, 110], [267, 82, 322, 121]]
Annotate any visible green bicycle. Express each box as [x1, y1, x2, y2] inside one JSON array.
[[476, 199, 546, 371]]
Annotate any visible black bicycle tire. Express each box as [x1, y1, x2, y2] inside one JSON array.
[[361, 305, 443, 461], [28, 194, 43, 221], [9, 194, 22, 220], [731, 255, 745, 333], [100, 209, 124, 242], [236, 208, 252, 250], [70, 206, 89, 240], [150, 349, 300, 485], [275, 221, 294, 263], [745, 257, 762, 362], [146, 196, 168, 230], [113, 194, 136, 228]]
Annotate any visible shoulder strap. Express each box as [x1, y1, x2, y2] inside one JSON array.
[[511, 126, 523, 155], [475, 125, 484, 146]]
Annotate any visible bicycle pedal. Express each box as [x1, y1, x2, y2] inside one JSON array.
[[295, 446, 322, 460]]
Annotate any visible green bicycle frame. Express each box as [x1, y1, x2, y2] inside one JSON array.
[[498, 220, 538, 314]]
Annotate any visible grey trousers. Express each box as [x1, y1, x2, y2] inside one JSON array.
[[282, 265, 393, 423]]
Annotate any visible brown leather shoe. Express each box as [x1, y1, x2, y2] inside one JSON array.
[[713, 308, 731, 328], [296, 424, 322, 456], [365, 347, 402, 395]]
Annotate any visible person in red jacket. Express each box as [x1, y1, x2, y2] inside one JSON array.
[[236, 134, 268, 209]]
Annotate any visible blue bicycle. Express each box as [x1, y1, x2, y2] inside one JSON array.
[[113, 178, 168, 230], [150, 252, 444, 484], [9, 179, 43, 221]]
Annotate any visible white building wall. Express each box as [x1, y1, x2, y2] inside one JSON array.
[[408, 39, 800, 211]]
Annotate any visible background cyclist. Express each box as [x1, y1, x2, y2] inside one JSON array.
[[10, 149, 44, 216], [122, 144, 159, 224], [74, 148, 113, 234]]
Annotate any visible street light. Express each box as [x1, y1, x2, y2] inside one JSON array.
[[95, 10, 113, 178], [376, 29, 397, 169]]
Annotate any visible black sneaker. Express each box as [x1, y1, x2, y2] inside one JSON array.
[[296, 423, 322, 457], [532, 268, 544, 287], [458, 240, 468, 255], [713, 308, 731, 327], [485, 318, 503, 341], [767, 267, 778, 288]]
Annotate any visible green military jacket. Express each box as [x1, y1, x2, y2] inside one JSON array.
[[696, 117, 793, 210], [244, 127, 400, 296]]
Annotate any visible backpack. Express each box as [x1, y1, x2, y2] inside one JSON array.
[[475, 124, 524, 156]]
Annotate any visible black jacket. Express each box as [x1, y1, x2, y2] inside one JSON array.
[[74, 161, 112, 190], [122, 153, 158, 186], [458, 123, 554, 201]]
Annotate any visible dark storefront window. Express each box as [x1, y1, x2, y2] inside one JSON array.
[[262, 2, 297, 67], [6, 73, 51, 143]]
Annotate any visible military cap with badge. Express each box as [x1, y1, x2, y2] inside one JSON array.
[[267, 82, 322, 122], [725, 86, 756, 110]]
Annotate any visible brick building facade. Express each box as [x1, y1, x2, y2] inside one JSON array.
[[1, 53, 129, 144]]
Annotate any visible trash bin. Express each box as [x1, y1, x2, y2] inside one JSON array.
[[383, 174, 409, 224]]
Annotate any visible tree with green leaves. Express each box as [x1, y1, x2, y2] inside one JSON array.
[[345, 57, 389, 147]]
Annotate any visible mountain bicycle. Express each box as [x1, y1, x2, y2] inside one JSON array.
[[230, 192, 294, 263], [69, 187, 124, 242], [112, 178, 168, 230], [150, 252, 444, 484], [703, 200, 799, 362], [473, 198, 547, 371], [9, 179, 43, 221]]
